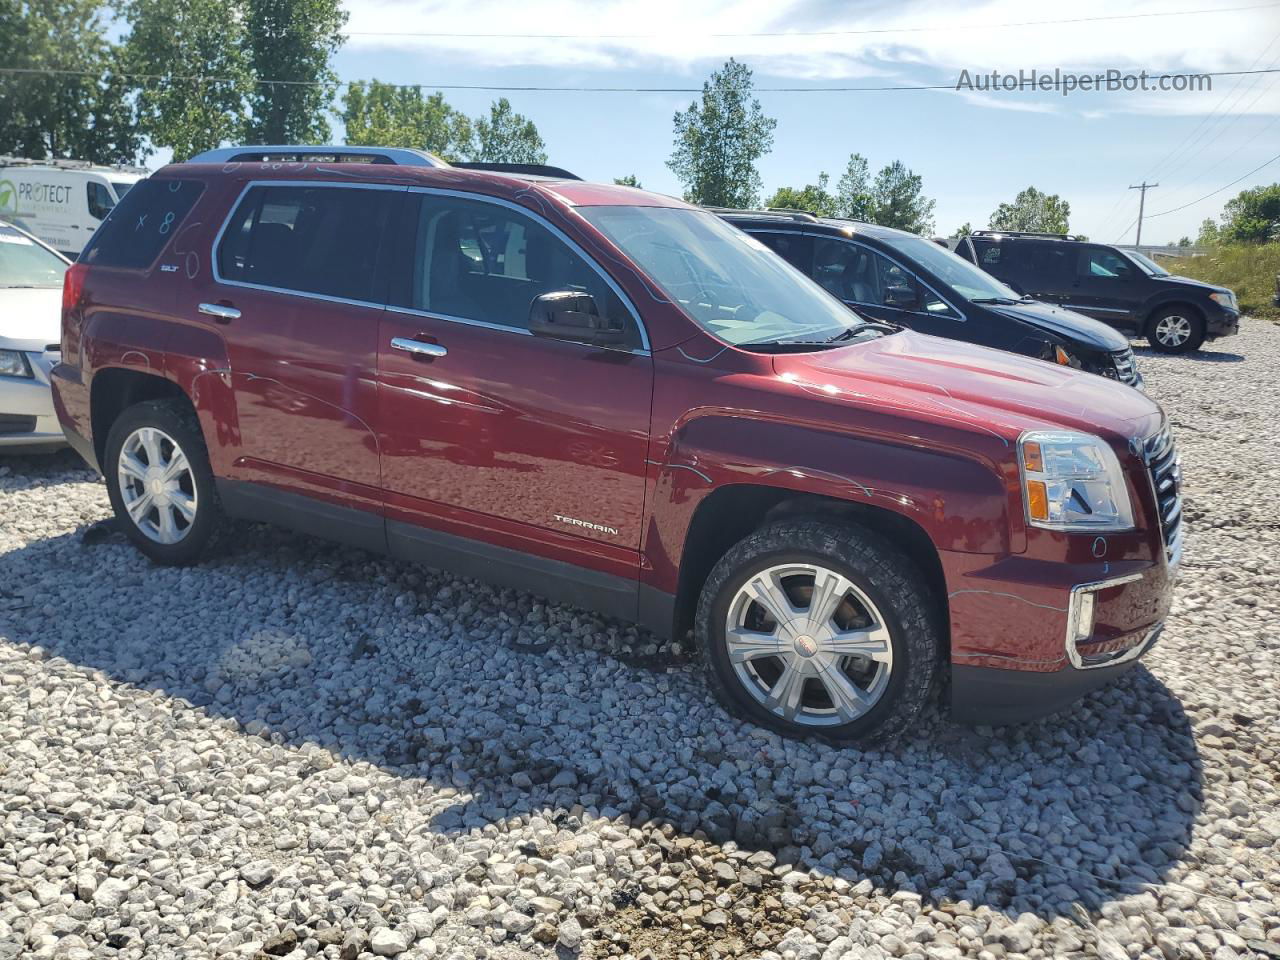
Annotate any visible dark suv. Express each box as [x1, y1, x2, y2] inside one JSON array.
[[52, 145, 1180, 743], [718, 211, 1143, 388], [957, 231, 1240, 354]]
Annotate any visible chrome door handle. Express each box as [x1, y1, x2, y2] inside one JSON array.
[[198, 302, 241, 321], [391, 337, 447, 358]]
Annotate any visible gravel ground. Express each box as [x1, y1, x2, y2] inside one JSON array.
[[1, 319, 1278, 960]]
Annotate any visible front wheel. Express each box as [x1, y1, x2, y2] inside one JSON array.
[[1147, 307, 1205, 354], [104, 399, 222, 565], [695, 520, 941, 745]]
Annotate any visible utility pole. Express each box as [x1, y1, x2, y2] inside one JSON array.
[[1129, 182, 1158, 246]]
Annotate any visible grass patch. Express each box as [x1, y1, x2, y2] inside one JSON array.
[[1162, 243, 1280, 322]]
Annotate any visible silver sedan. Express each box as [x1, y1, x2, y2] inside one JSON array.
[[0, 222, 68, 453]]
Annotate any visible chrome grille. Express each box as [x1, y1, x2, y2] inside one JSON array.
[[1143, 426, 1183, 567], [1112, 348, 1139, 386]]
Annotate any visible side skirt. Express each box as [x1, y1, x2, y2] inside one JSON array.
[[213, 478, 675, 636]]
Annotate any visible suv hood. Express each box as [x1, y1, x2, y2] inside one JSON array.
[[773, 330, 1162, 443], [0, 287, 62, 352], [990, 300, 1129, 351], [1163, 274, 1232, 296]]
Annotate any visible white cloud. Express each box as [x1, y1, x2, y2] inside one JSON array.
[[342, 0, 1279, 84]]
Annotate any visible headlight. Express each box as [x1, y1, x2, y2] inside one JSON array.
[[1209, 291, 1237, 311], [1019, 430, 1135, 531], [0, 350, 32, 378]]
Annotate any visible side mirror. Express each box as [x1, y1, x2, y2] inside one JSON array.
[[883, 284, 920, 311], [528, 291, 627, 347]]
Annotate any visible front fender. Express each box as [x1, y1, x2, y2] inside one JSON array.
[[642, 411, 1018, 593]]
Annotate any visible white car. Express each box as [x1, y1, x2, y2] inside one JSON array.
[[0, 221, 68, 452], [0, 158, 145, 257]]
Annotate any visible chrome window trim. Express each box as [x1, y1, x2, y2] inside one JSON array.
[[405, 187, 651, 354], [210, 179, 409, 311], [1062, 303, 1131, 314], [745, 228, 968, 323], [386, 304, 534, 338]]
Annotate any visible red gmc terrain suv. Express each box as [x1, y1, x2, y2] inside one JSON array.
[[51, 146, 1181, 744]]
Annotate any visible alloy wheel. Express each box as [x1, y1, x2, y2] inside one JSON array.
[[116, 426, 198, 544], [1155, 314, 1193, 348], [724, 562, 894, 727]]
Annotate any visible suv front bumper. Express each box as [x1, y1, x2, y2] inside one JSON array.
[[945, 550, 1176, 724], [1206, 303, 1240, 340]]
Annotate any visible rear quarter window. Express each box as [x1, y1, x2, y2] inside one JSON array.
[[79, 179, 204, 269]]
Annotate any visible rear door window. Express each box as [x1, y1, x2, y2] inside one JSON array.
[[752, 232, 813, 273], [79, 179, 205, 269], [216, 185, 396, 303], [396, 193, 638, 346]]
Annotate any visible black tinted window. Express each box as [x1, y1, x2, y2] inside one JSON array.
[[402, 195, 635, 344], [87, 182, 114, 220], [1079, 247, 1134, 279], [1027, 244, 1074, 284], [753, 232, 812, 272], [217, 185, 395, 303], [80, 179, 203, 269]]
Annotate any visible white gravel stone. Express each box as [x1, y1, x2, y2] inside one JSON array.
[[2, 321, 1280, 958]]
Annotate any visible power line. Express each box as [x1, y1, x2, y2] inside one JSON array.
[[1144, 150, 1280, 218], [341, 3, 1280, 39], [2, 65, 1279, 93]]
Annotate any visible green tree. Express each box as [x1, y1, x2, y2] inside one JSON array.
[[123, 0, 253, 161], [869, 160, 936, 233], [988, 186, 1071, 234], [834, 153, 873, 220], [765, 173, 837, 216], [471, 98, 547, 164], [667, 58, 776, 207], [1217, 183, 1280, 244], [243, 0, 347, 144], [342, 82, 473, 160], [0, 0, 142, 163], [614, 174, 643, 187], [1176, 236, 1192, 247], [1197, 217, 1221, 246], [950, 222, 973, 239]]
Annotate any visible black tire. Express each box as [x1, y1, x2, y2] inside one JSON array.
[[103, 398, 222, 566], [695, 520, 942, 746], [1146, 306, 1205, 354]]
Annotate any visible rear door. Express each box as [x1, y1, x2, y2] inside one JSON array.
[[376, 189, 653, 587], [196, 181, 400, 507]]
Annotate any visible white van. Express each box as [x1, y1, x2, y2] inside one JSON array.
[[0, 157, 147, 258]]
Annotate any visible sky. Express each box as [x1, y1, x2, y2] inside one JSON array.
[[218, 1, 1280, 244]]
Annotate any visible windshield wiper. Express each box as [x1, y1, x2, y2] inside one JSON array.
[[969, 297, 1020, 305]]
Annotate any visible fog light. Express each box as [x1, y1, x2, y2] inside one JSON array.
[[1071, 590, 1096, 643]]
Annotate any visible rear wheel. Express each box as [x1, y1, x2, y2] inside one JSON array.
[[1147, 306, 1205, 354], [104, 399, 222, 565], [696, 520, 941, 745]]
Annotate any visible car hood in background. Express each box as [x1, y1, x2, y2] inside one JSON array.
[[990, 300, 1130, 351], [0, 287, 62, 352], [1164, 275, 1233, 297]]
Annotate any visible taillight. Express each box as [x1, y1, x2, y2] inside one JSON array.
[[62, 262, 88, 314]]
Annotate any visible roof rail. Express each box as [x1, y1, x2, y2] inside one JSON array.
[[969, 229, 1082, 241], [0, 155, 149, 175], [450, 161, 581, 180], [185, 145, 446, 167], [705, 206, 820, 223]]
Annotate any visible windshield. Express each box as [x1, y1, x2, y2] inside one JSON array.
[[110, 180, 135, 200], [880, 234, 1022, 302], [0, 226, 68, 287], [577, 206, 862, 345], [1124, 249, 1170, 277]]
